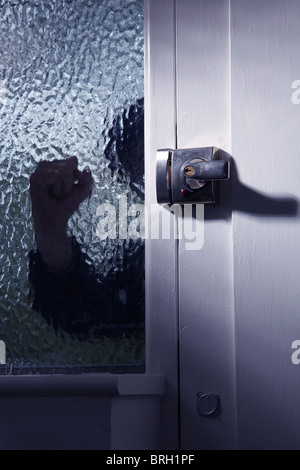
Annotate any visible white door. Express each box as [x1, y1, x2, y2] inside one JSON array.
[[146, 0, 300, 450]]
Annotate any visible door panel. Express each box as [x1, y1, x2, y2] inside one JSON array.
[[231, 0, 300, 450], [176, 0, 300, 450], [176, 0, 237, 450]]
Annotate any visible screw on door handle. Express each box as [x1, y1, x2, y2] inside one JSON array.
[[197, 392, 221, 417], [156, 147, 231, 205]]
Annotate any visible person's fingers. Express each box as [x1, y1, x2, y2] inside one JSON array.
[[30, 157, 79, 199], [66, 155, 78, 171], [30, 156, 93, 207], [73, 169, 94, 202], [65, 170, 94, 211], [40, 156, 78, 172], [47, 171, 64, 197], [48, 157, 79, 198]]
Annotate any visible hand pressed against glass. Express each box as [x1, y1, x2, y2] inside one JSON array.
[[30, 156, 93, 272]]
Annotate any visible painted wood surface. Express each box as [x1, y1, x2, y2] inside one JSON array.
[[231, 0, 300, 450], [144, 0, 179, 449], [176, 0, 237, 450], [0, 397, 111, 450]]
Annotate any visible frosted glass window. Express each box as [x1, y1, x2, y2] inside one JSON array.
[[0, 0, 144, 373]]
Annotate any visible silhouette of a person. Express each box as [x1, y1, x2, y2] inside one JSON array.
[[29, 99, 145, 338]]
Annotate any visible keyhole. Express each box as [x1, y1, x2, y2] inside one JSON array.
[[184, 165, 195, 177]]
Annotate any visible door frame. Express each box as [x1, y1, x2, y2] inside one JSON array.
[[144, 0, 179, 449], [145, 0, 238, 450]]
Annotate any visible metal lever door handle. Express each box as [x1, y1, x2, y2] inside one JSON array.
[[183, 160, 230, 181], [156, 147, 230, 205]]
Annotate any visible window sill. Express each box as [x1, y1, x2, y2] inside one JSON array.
[[0, 373, 165, 397]]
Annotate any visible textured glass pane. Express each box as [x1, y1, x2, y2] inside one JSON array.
[[0, 0, 144, 373]]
